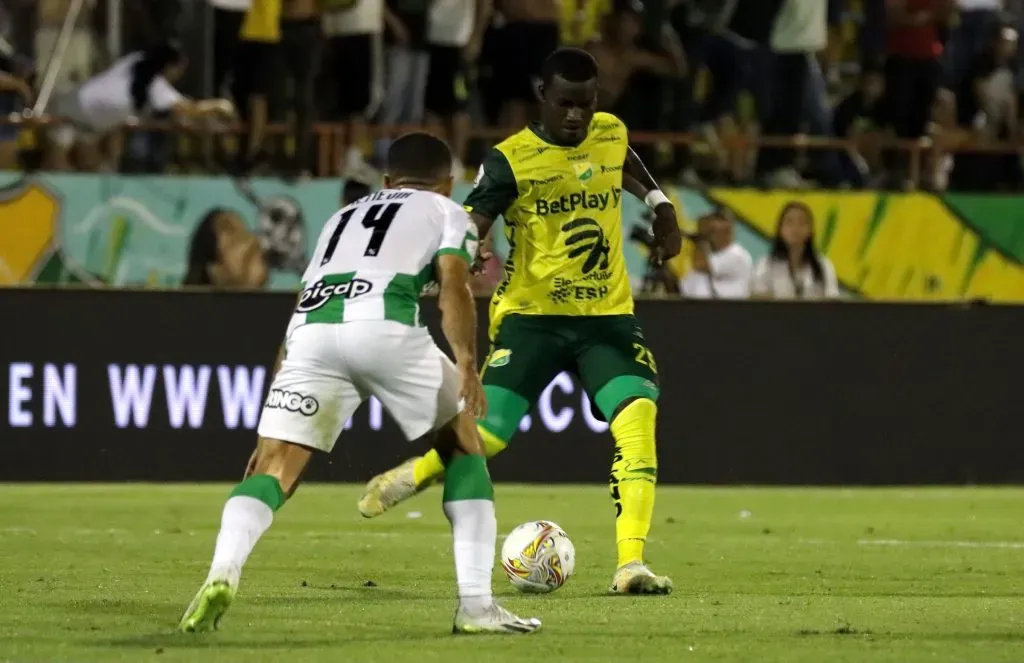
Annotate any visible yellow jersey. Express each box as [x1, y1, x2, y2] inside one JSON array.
[[558, 0, 610, 46], [241, 0, 282, 43], [464, 112, 633, 339]]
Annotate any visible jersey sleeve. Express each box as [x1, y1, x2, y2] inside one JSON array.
[[463, 148, 518, 221], [436, 199, 479, 265]]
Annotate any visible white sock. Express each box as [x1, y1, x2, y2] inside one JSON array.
[[207, 496, 274, 587], [443, 499, 496, 613]]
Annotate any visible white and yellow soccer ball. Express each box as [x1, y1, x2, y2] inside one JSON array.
[[500, 521, 576, 593]]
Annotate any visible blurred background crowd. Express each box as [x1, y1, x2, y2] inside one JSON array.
[[1, 0, 1023, 191]]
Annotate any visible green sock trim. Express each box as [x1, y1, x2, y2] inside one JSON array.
[[594, 375, 660, 422], [230, 474, 286, 511], [442, 454, 494, 502], [478, 385, 530, 443]]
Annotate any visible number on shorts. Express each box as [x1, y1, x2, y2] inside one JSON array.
[[632, 343, 658, 373], [320, 203, 402, 265]]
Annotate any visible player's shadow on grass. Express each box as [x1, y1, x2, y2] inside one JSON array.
[[103, 634, 346, 650], [252, 586, 419, 602], [104, 630, 459, 650], [794, 630, 1024, 643]]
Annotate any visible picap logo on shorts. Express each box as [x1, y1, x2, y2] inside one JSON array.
[[265, 389, 320, 416], [296, 278, 373, 313], [488, 349, 512, 368]]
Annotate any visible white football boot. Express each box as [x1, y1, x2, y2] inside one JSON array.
[[452, 602, 542, 635]]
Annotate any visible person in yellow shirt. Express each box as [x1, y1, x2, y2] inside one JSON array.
[[234, 0, 283, 173], [559, 0, 609, 47], [360, 47, 682, 596]]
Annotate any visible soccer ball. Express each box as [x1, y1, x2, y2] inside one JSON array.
[[500, 521, 575, 593]]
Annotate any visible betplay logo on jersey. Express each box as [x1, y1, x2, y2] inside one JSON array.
[[296, 278, 373, 313], [534, 187, 622, 216]]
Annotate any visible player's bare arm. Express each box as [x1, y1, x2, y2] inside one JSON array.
[[469, 211, 497, 268], [464, 148, 518, 270], [623, 146, 682, 262], [437, 253, 486, 418]]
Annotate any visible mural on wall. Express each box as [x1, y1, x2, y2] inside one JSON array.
[[2, 173, 1023, 301]]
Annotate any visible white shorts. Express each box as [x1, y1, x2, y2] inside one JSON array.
[[256, 321, 462, 452]]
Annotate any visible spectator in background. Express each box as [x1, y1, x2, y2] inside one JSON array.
[[883, 0, 952, 185], [209, 0, 251, 98], [45, 41, 235, 171], [832, 60, 887, 187], [587, 0, 686, 116], [560, 0, 609, 47], [701, 0, 786, 184], [0, 54, 33, 170], [757, 0, 828, 188], [184, 208, 269, 289], [668, 0, 742, 185], [751, 202, 839, 300], [36, 0, 98, 95], [425, 0, 491, 181], [278, 0, 322, 179], [679, 210, 753, 300], [950, 25, 1021, 190], [234, 0, 282, 174], [376, 0, 432, 162], [321, 0, 384, 178], [947, 0, 1005, 88], [492, 0, 561, 129]]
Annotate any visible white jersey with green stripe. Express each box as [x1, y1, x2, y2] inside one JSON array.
[[289, 188, 477, 331]]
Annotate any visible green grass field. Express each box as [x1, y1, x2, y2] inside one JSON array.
[[2, 485, 1024, 662]]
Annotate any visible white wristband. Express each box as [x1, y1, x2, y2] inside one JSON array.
[[645, 190, 671, 209]]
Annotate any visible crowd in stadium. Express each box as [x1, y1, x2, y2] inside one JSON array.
[[0, 0, 1022, 190]]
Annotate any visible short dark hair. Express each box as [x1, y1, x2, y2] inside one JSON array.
[[541, 47, 598, 87], [386, 132, 452, 182]]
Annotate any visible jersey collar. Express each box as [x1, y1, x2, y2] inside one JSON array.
[[528, 122, 586, 148]]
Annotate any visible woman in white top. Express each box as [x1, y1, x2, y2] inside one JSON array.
[[46, 41, 235, 171], [751, 201, 840, 300]]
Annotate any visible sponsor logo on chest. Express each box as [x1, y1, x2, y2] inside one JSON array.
[[535, 188, 622, 216], [296, 278, 373, 312]]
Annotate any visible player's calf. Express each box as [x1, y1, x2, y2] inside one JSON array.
[[179, 437, 311, 632], [437, 411, 541, 634]]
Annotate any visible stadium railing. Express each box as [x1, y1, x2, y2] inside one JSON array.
[[2, 114, 1022, 186]]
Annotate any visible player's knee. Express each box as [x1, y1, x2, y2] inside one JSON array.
[[250, 437, 313, 496], [597, 376, 660, 423]]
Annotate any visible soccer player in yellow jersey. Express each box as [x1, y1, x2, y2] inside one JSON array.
[[359, 47, 682, 594]]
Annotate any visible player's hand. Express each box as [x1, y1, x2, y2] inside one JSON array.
[[652, 203, 682, 262], [471, 234, 494, 274], [458, 363, 487, 418]]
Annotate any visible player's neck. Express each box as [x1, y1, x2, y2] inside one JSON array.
[[387, 180, 441, 193], [529, 123, 585, 148]]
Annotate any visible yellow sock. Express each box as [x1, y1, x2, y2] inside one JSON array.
[[412, 451, 446, 487], [609, 398, 658, 568], [412, 426, 508, 487]]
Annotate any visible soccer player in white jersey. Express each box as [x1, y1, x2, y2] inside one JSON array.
[[179, 133, 541, 636]]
